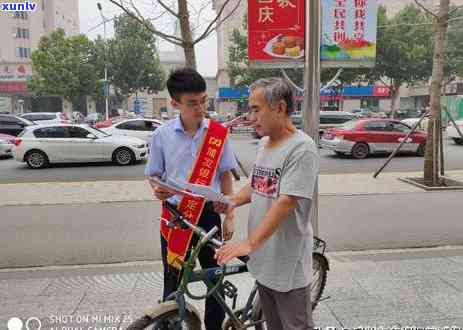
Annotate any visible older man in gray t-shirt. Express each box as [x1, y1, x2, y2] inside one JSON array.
[[215, 78, 319, 330]]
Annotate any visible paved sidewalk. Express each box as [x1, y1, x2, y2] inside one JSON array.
[[2, 170, 463, 206], [1, 246, 463, 329]]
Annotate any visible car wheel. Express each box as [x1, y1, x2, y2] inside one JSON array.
[[453, 138, 463, 145], [351, 142, 370, 159], [416, 142, 426, 156], [25, 150, 49, 169], [113, 147, 135, 166]]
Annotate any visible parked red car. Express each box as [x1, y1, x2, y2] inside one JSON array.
[[320, 118, 427, 159]]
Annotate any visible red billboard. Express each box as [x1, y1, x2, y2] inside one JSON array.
[[0, 82, 28, 93], [373, 86, 390, 97], [248, 0, 305, 67]]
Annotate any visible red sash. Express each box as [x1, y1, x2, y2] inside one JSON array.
[[161, 120, 228, 270]]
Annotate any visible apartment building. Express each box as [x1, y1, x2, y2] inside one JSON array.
[[0, 0, 79, 112]]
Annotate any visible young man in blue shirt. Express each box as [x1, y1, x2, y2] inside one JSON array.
[[145, 68, 238, 329]]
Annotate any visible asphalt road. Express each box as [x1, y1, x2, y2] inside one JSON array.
[[1, 135, 462, 183]]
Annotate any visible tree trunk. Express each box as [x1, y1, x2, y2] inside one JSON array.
[[423, 0, 449, 186], [389, 83, 400, 118], [178, 0, 197, 69]]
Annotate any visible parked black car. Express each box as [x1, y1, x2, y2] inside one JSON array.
[[0, 114, 35, 136]]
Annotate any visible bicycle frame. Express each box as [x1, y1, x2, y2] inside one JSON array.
[[161, 201, 263, 329]]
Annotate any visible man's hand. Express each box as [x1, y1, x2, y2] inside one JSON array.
[[215, 240, 253, 265], [213, 197, 236, 214], [222, 212, 235, 241], [148, 180, 175, 201]]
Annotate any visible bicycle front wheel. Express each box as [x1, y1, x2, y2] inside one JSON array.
[[126, 309, 201, 330], [311, 252, 329, 311]]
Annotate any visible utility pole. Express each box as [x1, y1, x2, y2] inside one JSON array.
[[303, 0, 321, 235], [97, 2, 109, 121]]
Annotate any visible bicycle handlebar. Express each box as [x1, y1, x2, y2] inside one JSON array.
[[162, 201, 249, 264]]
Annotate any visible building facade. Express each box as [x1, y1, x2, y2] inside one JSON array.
[[213, 0, 463, 118], [0, 0, 79, 113]]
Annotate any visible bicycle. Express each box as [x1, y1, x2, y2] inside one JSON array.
[[126, 201, 329, 330]]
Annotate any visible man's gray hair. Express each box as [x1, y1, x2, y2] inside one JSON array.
[[249, 77, 295, 115]]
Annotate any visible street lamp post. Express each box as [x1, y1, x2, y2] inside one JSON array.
[[97, 2, 109, 121]]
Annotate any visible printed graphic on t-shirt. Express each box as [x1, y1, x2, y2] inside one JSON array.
[[251, 166, 282, 198]]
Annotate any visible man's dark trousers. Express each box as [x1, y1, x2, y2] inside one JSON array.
[[160, 202, 225, 330]]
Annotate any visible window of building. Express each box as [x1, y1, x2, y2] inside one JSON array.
[[16, 28, 30, 39], [360, 97, 379, 111], [16, 47, 30, 58], [14, 11, 28, 19]]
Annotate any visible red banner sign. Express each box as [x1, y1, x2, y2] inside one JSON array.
[[373, 86, 390, 97], [0, 82, 28, 93], [248, 0, 305, 66]]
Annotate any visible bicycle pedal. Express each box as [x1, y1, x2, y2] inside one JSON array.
[[222, 280, 238, 299]]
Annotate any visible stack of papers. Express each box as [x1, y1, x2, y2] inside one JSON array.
[[148, 176, 233, 206]]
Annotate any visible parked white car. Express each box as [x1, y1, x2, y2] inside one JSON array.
[[13, 124, 148, 169], [447, 119, 463, 145], [0, 133, 15, 157], [21, 112, 71, 125], [100, 118, 162, 145]]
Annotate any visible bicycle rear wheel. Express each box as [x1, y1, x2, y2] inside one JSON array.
[[311, 252, 329, 311], [126, 309, 201, 330]]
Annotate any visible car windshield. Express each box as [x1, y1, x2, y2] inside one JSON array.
[[17, 129, 28, 137], [86, 126, 111, 137], [20, 117, 35, 125], [340, 120, 358, 129], [23, 114, 56, 121]]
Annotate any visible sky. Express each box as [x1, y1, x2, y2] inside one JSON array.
[[78, 0, 218, 77]]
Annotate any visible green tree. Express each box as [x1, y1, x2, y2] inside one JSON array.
[[28, 29, 97, 111], [444, 6, 463, 82], [367, 5, 434, 115], [93, 14, 165, 100]]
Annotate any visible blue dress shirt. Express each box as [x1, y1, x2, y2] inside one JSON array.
[[145, 116, 238, 205]]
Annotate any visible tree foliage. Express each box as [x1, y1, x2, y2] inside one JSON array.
[[103, 14, 165, 97], [368, 5, 434, 90], [444, 6, 463, 81], [28, 29, 97, 100]]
